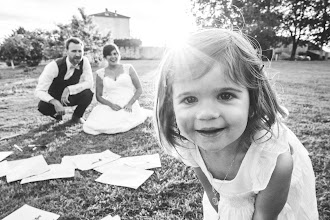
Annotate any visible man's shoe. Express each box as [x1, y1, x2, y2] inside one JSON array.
[[70, 115, 85, 124], [51, 114, 63, 121]]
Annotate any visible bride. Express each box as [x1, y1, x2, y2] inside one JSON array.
[[83, 43, 151, 135]]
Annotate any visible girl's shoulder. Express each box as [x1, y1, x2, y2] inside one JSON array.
[[246, 122, 305, 191], [251, 122, 291, 154]]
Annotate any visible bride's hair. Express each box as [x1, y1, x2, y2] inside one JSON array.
[[103, 43, 120, 58]]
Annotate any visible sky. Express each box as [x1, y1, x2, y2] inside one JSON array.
[[0, 0, 196, 46]]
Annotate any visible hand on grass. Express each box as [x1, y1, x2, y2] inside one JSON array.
[[50, 99, 65, 116]]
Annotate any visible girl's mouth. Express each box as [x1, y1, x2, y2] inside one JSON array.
[[196, 128, 225, 136]]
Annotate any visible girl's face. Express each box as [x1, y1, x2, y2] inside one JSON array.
[[106, 49, 120, 64], [172, 63, 250, 152]]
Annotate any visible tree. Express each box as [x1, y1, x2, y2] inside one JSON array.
[[42, 30, 65, 60], [55, 7, 111, 63], [189, 0, 283, 50], [279, 0, 314, 60], [191, 0, 242, 28], [0, 27, 45, 68], [310, 0, 330, 59], [0, 34, 27, 68], [24, 30, 45, 66]]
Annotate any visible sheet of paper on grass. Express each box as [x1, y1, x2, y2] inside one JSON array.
[[0, 160, 8, 177], [6, 155, 49, 183], [21, 163, 75, 184], [94, 153, 161, 173], [100, 214, 121, 220], [95, 164, 154, 189], [61, 150, 121, 171], [2, 204, 60, 220], [0, 151, 13, 162]]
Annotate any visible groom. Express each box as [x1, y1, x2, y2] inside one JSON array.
[[35, 37, 94, 123]]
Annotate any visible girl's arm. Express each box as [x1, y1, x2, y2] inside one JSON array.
[[253, 151, 293, 220], [95, 74, 121, 111], [193, 167, 218, 212]]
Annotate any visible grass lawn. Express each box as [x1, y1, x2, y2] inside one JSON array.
[[0, 60, 329, 219]]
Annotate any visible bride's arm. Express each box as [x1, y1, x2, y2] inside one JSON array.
[[126, 65, 142, 106]]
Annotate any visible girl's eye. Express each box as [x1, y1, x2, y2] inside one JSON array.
[[218, 93, 234, 100], [183, 96, 197, 104]]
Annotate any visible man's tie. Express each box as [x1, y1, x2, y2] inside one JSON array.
[[70, 65, 80, 70]]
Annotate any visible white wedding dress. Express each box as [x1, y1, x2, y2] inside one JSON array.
[[83, 64, 152, 135]]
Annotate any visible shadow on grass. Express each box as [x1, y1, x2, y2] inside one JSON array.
[[1, 120, 87, 161]]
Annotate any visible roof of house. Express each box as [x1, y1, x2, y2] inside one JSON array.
[[90, 9, 130, 19]]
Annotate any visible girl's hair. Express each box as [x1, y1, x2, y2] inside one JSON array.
[[154, 28, 287, 153], [103, 43, 121, 59]]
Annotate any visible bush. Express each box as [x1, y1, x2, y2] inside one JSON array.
[[114, 38, 142, 48], [0, 31, 44, 68], [5, 59, 21, 67]]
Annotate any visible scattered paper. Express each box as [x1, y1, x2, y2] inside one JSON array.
[[2, 204, 60, 220], [0, 151, 13, 162], [21, 164, 75, 184], [61, 150, 121, 171], [94, 153, 161, 173], [95, 164, 154, 189], [0, 160, 8, 177], [119, 154, 161, 169], [100, 214, 121, 220], [13, 144, 23, 152], [0, 133, 22, 141], [6, 155, 49, 183]]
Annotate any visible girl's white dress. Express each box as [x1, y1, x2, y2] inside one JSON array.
[[83, 64, 151, 135], [176, 123, 319, 220]]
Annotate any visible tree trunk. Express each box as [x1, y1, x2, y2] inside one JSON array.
[[319, 50, 325, 60], [10, 60, 15, 69], [290, 41, 298, 60]]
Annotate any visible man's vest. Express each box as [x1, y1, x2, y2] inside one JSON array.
[[48, 56, 84, 100]]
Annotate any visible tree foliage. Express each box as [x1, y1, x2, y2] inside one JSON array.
[[310, 0, 330, 56], [51, 8, 113, 64], [55, 8, 111, 52], [189, 0, 330, 60], [191, 0, 242, 28], [190, 0, 283, 50], [0, 27, 44, 68], [279, 0, 314, 59]]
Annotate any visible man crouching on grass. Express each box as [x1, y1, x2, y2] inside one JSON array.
[[35, 37, 94, 124]]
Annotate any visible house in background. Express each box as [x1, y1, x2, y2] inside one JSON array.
[[90, 8, 131, 39], [89, 9, 164, 60]]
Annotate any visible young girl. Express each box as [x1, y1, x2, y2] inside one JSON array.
[[154, 29, 318, 220]]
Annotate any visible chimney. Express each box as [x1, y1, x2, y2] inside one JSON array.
[[115, 10, 117, 16], [105, 8, 109, 16]]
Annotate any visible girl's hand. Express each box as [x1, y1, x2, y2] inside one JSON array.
[[123, 103, 132, 112], [109, 103, 122, 111]]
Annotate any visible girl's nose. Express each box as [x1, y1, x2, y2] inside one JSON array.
[[196, 103, 221, 120]]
